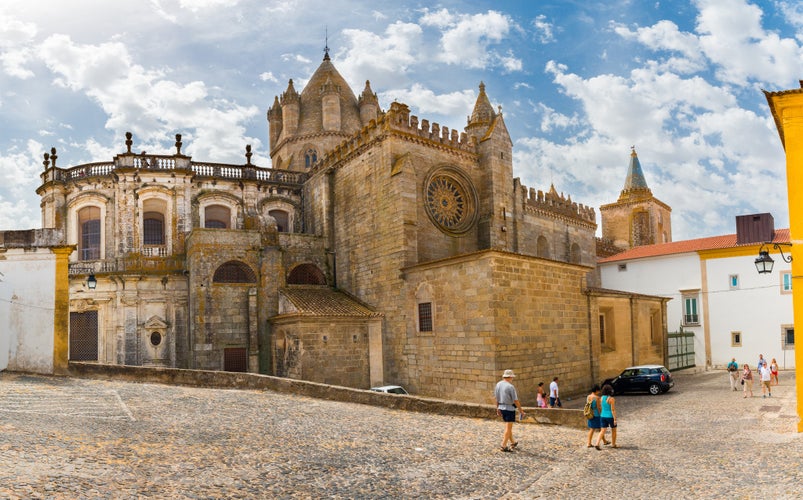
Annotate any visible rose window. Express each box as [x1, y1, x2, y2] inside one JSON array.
[[424, 169, 477, 234]]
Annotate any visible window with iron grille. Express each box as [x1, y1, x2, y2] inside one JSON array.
[[418, 302, 433, 332], [78, 206, 101, 261], [287, 263, 326, 285], [213, 261, 257, 283], [143, 212, 164, 245]]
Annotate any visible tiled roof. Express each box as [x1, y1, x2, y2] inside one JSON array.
[[598, 228, 790, 263], [278, 286, 381, 317]]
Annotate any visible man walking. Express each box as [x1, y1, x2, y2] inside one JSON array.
[[494, 369, 525, 452], [727, 358, 739, 391], [549, 377, 561, 408], [759, 362, 772, 398]]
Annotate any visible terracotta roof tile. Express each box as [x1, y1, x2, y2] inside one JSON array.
[[278, 286, 381, 317], [599, 228, 790, 263]]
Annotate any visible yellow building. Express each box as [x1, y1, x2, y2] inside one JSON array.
[[764, 84, 803, 432]]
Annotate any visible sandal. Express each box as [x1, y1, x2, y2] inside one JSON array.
[[610, 444, 620, 448], [510, 441, 518, 449], [500, 446, 512, 452]]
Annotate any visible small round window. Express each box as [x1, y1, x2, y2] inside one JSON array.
[[150, 332, 162, 346]]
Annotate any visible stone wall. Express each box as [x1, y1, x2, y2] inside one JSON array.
[[68, 362, 587, 429], [271, 317, 371, 387], [401, 250, 595, 406]]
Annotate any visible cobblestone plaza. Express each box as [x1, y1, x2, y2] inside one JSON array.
[[1, 369, 800, 498]]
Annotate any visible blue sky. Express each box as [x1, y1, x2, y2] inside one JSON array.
[[1, 0, 801, 240]]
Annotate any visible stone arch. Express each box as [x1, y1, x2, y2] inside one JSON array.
[[213, 261, 257, 284], [195, 192, 242, 230], [569, 242, 581, 264], [537, 235, 550, 259], [287, 263, 326, 285], [67, 193, 110, 262]]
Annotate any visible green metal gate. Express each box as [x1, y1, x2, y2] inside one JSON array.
[[667, 329, 695, 370]]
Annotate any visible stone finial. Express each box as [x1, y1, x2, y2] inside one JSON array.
[[125, 132, 133, 153], [175, 134, 183, 155], [50, 147, 57, 167], [43, 152, 50, 170], [245, 144, 252, 165]]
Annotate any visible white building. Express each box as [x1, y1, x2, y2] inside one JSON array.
[[599, 213, 794, 370], [0, 229, 72, 374]]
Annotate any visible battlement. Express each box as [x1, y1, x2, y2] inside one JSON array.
[[312, 101, 478, 173], [519, 180, 596, 225]]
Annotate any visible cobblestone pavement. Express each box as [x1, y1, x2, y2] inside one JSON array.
[[0, 369, 800, 499]]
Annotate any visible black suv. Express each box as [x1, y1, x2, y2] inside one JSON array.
[[602, 365, 674, 395]]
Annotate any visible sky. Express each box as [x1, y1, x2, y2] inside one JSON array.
[[1, 0, 802, 241]]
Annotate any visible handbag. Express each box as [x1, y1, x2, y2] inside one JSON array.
[[740, 380, 744, 385]]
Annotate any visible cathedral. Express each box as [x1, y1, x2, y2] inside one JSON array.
[[36, 50, 669, 404]]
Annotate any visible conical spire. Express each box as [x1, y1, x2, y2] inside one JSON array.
[[623, 147, 649, 190], [618, 147, 652, 201], [468, 82, 496, 126]]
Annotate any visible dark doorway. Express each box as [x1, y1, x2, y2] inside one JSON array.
[[224, 347, 247, 372], [70, 311, 98, 361]]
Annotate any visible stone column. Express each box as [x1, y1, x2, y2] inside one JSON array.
[[52, 246, 74, 375]]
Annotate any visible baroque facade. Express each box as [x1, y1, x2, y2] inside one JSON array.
[[36, 51, 668, 404]]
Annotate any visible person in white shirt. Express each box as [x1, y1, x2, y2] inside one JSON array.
[[759, 363, 772, 398], [549, 377, 561, 408]]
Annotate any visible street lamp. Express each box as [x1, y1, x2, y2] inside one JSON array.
[[87, 273, 97, 290], [755, 242, 792, 274]]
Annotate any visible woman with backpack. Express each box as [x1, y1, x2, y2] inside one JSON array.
[[594, 384, 619, 449], [585, 385, 610, 448]]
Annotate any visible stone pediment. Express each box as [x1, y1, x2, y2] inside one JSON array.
[[143, 315, 169, 329]]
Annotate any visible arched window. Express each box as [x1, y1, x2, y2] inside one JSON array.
[[537, 236, 550, 259], [569, 243, 581, 264], [304, 148, 317, 168], [287, 263, 326, 285], [205, 204, 231, 229], [142, 198, 167, 246], [269, 209, 289, 232], [78, 206, 101, 261], [213, 261, 257, 284]]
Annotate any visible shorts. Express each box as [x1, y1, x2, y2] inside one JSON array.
[[549, 397, 561, 407], [600, 417, 617, 428], [587, 416, 601, 429], [500, 409, 517, 422], [762, 380, 771, 389]]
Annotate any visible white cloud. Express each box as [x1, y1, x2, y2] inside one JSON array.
[[0, 139, 44, 203], [281, 53, 312, 64], [0, 13, 37, 79], [35, 34, 260, 163], [337, 22, 423, 88], [694, 0, 803, 85], [533, 14, 555, 44], [421, 9, 520, 70], [379, 83, 475, 121], [259, 71, 277, 83]]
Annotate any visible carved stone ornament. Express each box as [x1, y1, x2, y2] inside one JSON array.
[[424, 167, 478, 234], [70, 298, 97, 312]]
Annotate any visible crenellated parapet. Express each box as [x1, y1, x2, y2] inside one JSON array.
[[519, 181, 596, 225], [312, 101, 478, 173]]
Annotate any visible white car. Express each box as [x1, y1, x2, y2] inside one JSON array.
[[370, 385, 409, 395]]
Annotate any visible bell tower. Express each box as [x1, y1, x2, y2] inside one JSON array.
[[600, 147, 672, 250]]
